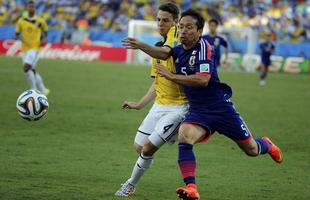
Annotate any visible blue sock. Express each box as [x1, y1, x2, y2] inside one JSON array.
[[178, 143, 196, 185], [255, 138, 270, 155]]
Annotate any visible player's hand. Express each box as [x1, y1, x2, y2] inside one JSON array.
[[122, 101, 142, 110], [122, 37, 140, 49], [154, 64, 174, 80]]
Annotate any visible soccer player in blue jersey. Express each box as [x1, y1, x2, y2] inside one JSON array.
[[202, 19, 228, 71], [259, 33, 275, 86], [155, 9, 283, 200]]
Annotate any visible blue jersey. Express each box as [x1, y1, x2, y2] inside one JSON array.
[[202, 34, 228, 68], [260, 42, 275, 66], [172, 38, 232, 113]]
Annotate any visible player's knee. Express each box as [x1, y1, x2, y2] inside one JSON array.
[[23, 64, 32, 72], [134, 143, 142, 154], [178, 125, 199, 144], [141, 141, 158, 157], [178, 131, 193, 144]]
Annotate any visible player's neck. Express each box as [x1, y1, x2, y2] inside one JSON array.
[[209, 32, 216, 37], [183, 37, 200, 50], [28, 13, 35, 18]]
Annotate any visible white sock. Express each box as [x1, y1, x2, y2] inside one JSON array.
[[128, 153, 154, 186], [35, 73, 46, 94], [259, 80, 266, 86], [26, 70, 36, 90]]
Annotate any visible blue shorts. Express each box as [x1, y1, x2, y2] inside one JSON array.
[[261, 60, 271, 68], [183, 102, 252, 143]]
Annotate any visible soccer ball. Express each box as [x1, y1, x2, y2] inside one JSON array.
[[16, 89, 49, 121]]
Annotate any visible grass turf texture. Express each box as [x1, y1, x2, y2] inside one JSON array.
[[0, 56, 309, 200]]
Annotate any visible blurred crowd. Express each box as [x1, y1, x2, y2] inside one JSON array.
[[0, 0, 309, 43]]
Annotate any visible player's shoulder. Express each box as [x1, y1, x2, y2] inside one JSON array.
[[171, 44, 183, 58], [201, 34, 209, 40], [17, 16, 25, 23], [172, 44, 183, 52], [261, 41, 267, 45], [33, 16, 46, 24], [216, 35, 226, 41], [35, 16, 44, 21], [199, 37, 212, 47]]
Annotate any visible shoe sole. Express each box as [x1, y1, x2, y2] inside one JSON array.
[[177, 190, 199, 200]]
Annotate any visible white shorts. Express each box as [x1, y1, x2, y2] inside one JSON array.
[[22, 50, 40, 68], [135, 103, 189, 148]]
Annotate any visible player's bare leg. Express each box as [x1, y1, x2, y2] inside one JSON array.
[[237, 137, 283, 163], [236, 138, 260, 156], [259, 64, 268, 86], [134, 143, 143, 154]]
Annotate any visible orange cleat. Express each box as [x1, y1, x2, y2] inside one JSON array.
[[263, 137, 283, 163], [176, 183, 200, 200]]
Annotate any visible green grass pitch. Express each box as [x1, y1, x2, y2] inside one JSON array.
[[0, 56, 309, 200]]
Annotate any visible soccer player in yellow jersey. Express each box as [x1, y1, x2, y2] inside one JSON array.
[[115, 3, 188, 197], [14, 0, 49, 95]]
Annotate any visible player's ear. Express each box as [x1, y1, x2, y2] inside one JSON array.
[[173, 18, 178, 24]]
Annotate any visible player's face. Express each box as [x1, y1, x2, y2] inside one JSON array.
[[28, 4, 36, 16], [266, 34, 272, 41], [179, 16, 202, 47], [157, 10, 176, 37], [208, 22, 217, 34]]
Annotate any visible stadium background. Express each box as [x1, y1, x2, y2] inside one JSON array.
[[0, 1, 310, 200], [0, 0, 309, 73]]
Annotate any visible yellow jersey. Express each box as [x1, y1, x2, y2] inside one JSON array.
[[15, 16, 48, 52], [151, 26, 187, 105]]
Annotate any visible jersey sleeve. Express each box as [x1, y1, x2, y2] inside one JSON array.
[[163, 26, 178, 48], [195, 61, 213, 77], [15, 18, 22, 33], [41, 18, 48, 32], [220, 37, 228, 48], [195, 41, 214, 76]]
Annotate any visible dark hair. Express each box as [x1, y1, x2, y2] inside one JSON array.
[[159, 3, 179, 20], [28, 0, 35, 5], [180, 9, 205, 30], [208, 18, 219, 26]]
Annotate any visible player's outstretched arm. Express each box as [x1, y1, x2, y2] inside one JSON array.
[[122, 37, 171, 60], [122, 81, 156, 110], [155, 64, 210, 87]]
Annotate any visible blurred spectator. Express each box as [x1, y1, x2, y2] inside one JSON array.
[[0, 0, 309, 43]]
